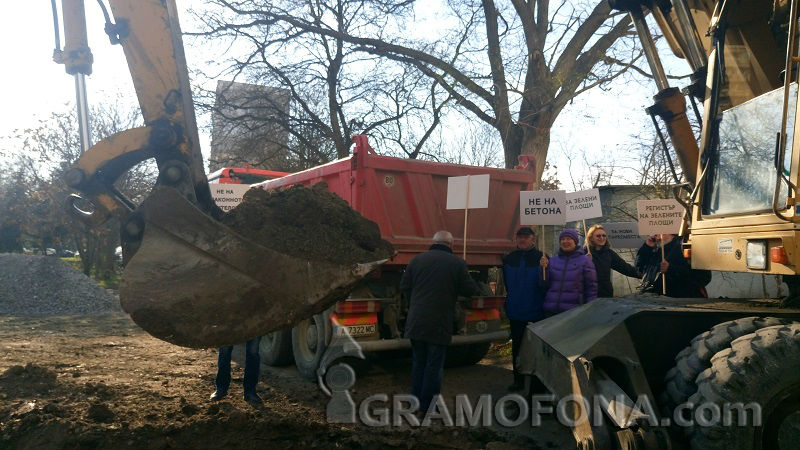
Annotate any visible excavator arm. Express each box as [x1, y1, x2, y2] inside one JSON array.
[[56, 0, 386, 348], [62, 0, 215, 230]]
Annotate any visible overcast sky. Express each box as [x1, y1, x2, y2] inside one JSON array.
[[0, 2, 687, 189]]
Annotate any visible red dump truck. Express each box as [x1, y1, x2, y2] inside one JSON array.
[[249, 135, 535, 380], [207, 166, 290, 185]]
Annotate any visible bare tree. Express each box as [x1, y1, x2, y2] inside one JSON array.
[[444, 119, 504, 167], [196, 0, 643, 178], [558, 140, 619, 191], [1, 99, 155, 281], [191, 0, 448, 168]]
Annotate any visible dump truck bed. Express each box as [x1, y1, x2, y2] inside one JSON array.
[[255, 136, 535, 266]]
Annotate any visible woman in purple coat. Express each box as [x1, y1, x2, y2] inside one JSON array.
[[542, 229, 598, 316]]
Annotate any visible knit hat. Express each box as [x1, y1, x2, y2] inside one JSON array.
[[559, 228, 580, 246]]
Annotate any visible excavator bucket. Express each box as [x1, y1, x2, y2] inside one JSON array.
[[119, 187, 388, 348]]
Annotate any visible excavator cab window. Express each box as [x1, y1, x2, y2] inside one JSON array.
[[701, 1, 795, 216], [702, 83, 796, 216]]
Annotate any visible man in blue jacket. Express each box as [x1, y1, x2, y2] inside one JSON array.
[[502, 227, 547, 392]]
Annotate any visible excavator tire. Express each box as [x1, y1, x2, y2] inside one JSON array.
[[661, 317, 791, 418], [687, 323, 800, 450], [260, 329, 294, 367], [292, 314, 328, 381]]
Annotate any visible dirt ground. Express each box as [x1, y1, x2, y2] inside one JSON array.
[[0, 313, 573, 450]]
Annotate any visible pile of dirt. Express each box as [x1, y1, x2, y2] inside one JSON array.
[[222, 183, 394, 265], [0, 253, 119, 316], [0, 363, 58, 397]]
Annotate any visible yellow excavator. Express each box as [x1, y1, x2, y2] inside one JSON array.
[[55, 1, 800, 447], [517, 1, 800, 449], [53, 0, 385, 349]]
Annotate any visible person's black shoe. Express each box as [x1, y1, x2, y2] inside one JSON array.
[[244, 392, 263, 405], [209, 390, 227, 401], [507, 382, 523, 392]]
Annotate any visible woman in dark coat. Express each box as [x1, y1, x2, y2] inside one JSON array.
[[542, 229, 598, 316], [584, 224, 640, 298]]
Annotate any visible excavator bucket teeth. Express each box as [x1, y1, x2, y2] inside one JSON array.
[[119, 187, 387, 348]]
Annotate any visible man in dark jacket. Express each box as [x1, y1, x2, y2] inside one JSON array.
[[636, 234, 712, 297], [400, 230, 477, 413], [502, 226, 547, 391]]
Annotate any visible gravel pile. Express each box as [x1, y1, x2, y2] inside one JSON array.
[[0, 253, 121, 316]]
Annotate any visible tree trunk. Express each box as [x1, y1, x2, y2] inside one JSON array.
[[75, 231, 95, 276], [503, 112, 552, 184], [521, 126, 551, 185], [94, 225, 118, 282]]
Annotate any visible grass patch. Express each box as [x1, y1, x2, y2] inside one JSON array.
[[97, 273, 121, 290], [60, 256, 82, 272], [489, 340, 512, 358]]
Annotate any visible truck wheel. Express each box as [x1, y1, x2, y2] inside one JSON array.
[[292, 314, 328, 381], [445, 342, 491, 367], [260, 329, 294, 367], [688, 323, 800, 450], [661, 317, 790, 417]]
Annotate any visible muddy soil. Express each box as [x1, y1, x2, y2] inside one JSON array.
[[0, 314, 572, 450], [222, 184, 394, 265]]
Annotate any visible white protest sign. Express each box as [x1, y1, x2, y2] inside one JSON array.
[[209, 183, 252, 212], [603, 222, 642, 249], [446, 174, 490, 209], [519, 190, 567, 225], [565, 188, 603, 222], [636, 199, 684, 235]]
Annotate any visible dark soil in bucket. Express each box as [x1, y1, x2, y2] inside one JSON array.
[[221, 183, 394, 265]]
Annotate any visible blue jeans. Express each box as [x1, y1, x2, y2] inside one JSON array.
[[215, 337, 261, 396], [411, 340, 447, 412]]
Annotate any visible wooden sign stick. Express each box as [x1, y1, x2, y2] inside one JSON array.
[[541, 224, 546, 280], [463, 175, 470, 260], [660, 233, 666, 295]]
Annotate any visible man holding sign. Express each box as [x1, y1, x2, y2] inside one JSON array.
[[635, 234, 711, 297], [635, 199, 711, 297], [502, 226, 548, 392]]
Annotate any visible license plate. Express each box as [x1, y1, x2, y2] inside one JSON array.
[[335, 324, 376, 337]]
